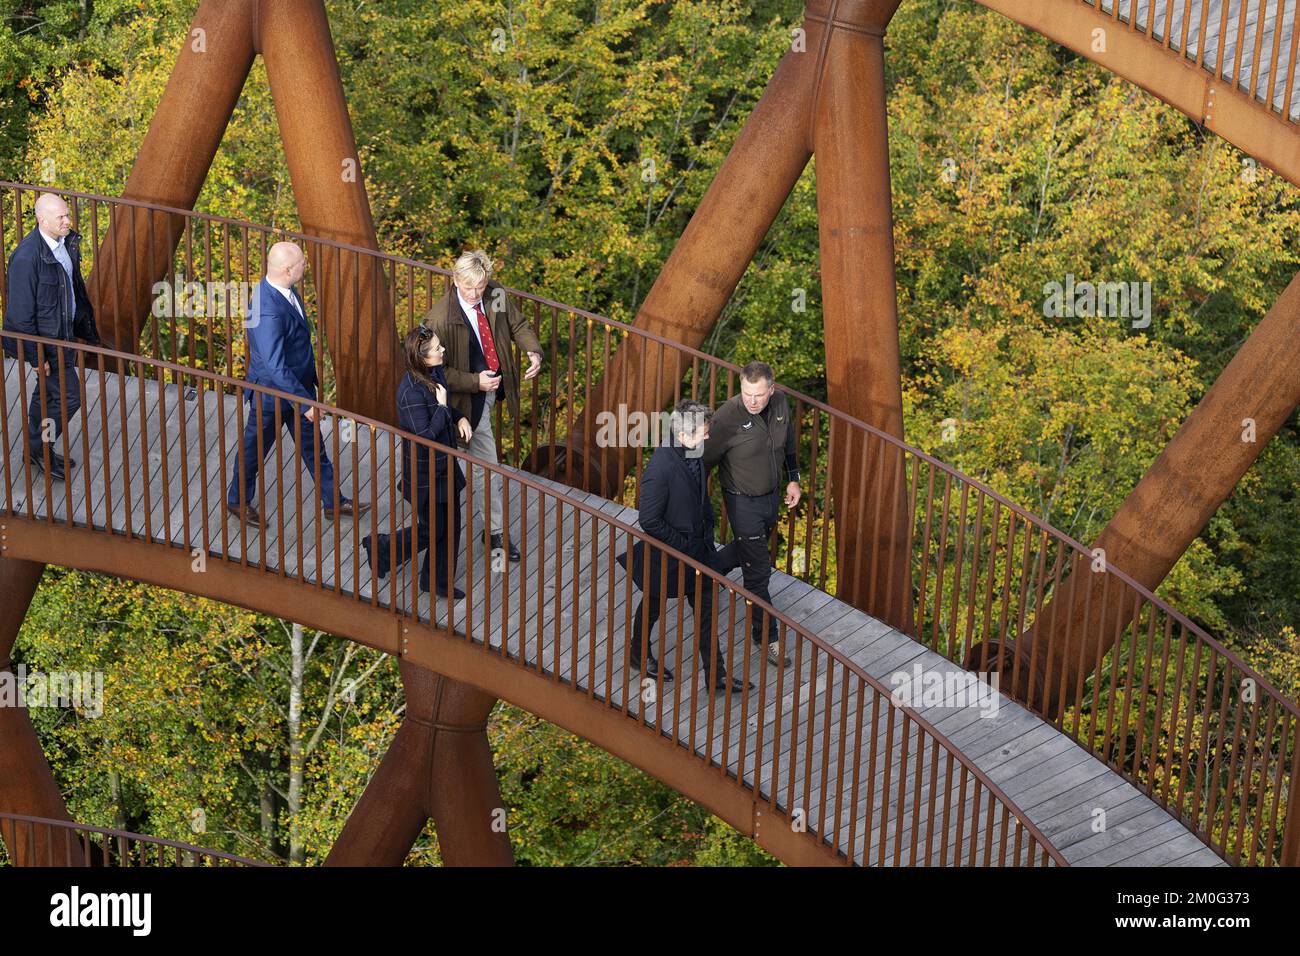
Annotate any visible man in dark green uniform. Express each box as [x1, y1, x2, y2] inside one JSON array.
[[703, 361, 800, 667]]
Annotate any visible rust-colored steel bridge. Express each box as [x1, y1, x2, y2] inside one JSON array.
[[2, 0, 1299, 866]]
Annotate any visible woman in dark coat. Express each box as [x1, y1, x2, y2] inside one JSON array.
[[617, 400, 747, 694], [364, 325, 471, 597]]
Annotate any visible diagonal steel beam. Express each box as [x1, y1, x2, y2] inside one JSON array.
[[534, 12, 819, 497], [975, 0, 1300, 190], [970, 268, 1300, 720], [87, 0, 257, 353], [0, 554, 87, 865]]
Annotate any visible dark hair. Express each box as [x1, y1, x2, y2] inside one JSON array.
[[404, 325, 442, 393], [670, 399, 712, 442], [741, 360, 774, 385]]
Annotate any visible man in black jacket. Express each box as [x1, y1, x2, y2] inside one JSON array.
[[703, 361, 800, 667], [619, 400, 749, 695], [1, 193, 102, 482]]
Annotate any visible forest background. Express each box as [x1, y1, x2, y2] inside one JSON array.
[[1, 0, 1296, 864]]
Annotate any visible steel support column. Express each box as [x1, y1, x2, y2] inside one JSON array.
[[256, 0, 401, 423], [533, 15, 819, 496], [0, 554, 86, 865], [809, 0, 910, 628], [87, 0, 257, 351], [325, 661, 513, 866], [256, 3, 508, 862]]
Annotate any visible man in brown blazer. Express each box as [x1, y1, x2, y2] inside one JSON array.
[[421, 250, 542, 561]]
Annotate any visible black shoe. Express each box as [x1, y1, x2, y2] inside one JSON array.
[[490, 533, 520, 562], [361, 536, 390, 578], [34, 450, 76, 471], [432, 581, 465, 599], [711, 671, 752, 695], [27, 449, 66, 481], [628, 650, 674, 682]]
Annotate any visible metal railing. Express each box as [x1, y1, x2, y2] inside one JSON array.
[[0, 327, 1062, 866], [0, 812, 268, 867], [2, 182, 1296, 864], [1093, 0, 1300, 123]]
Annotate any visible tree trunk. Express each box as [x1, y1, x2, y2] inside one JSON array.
[[288, 622, 305, 864]]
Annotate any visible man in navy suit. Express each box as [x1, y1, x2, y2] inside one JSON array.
[[225, 242, 366, 524], [1, 193, 103, 482]]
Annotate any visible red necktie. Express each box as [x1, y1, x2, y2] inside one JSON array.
[[474, 302, 500, 373]]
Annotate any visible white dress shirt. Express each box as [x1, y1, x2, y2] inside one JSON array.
[[457, 289, 490, 352], [266, 277, 304, 317]]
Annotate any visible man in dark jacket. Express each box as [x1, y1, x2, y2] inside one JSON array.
[[1, 193, 102, 482], [703, 361, 800, 666], [421, 250, 543, 563], [619, 400, 749, 695]]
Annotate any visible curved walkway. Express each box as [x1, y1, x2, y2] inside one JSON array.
[[1, 354, 1220, 865]]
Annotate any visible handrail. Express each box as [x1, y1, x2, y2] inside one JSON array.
[[0, 180, 1243, 646], [0, 811, 269, 866], [0, 182, 1290, 864], [972, 1, 1300, 193], [0, 329, 1064, 866], [0, 180, 1253, 648]]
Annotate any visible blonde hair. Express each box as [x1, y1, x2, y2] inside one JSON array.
[[453, 249, 495, 286]]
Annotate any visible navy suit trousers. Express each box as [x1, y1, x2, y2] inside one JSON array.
[[227, 392, 336, 509]]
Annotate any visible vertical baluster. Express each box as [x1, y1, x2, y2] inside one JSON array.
[[1266, 0, 1286, 108], [1250, 0, 1269, 96], [1282, 0, 1300, 120], [803, 406, 820, 589]]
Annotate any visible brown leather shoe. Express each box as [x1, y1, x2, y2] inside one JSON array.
[[322, 498, 369, 520], [226, 503, 261, 525]]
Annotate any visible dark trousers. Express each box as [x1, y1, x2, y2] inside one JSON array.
[[720, 489, 780, 643], [227, 393, 335, 509], [629, 564, 724, 674], [378, 493, 462, 591], [26, 357, 82, 456]]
